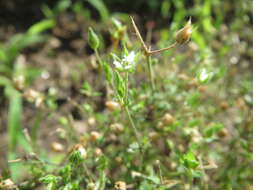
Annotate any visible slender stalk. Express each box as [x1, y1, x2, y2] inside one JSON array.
[[199, 156, 209, 190], [95, 49, 102, 66], [147, 55, 155, 92], [157, 161, 164, 184], [189, 170, 194, 190], [130, 16, 148, 54], [95, 49, 112, 99], [130, 16, 177, 93], [148, 42, 177, 55], [124, 106, 143, 153], [125, 72, 129, 105], [130, 16, 177, 56]]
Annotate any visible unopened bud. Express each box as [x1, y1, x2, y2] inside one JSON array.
[[88, 27, 100, 50], [105, 101, 120, 111], [176, 19, 192, 44]]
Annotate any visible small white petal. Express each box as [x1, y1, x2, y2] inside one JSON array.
[[113, 61, 123, 69], [123, 51, 135, 63], [199, 69, 209, 82]]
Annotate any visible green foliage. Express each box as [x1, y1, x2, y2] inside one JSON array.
[[2, 1, 253, 190], [181, 151, 199, 169], [28, 19, 56, 35], [40, 175, 62, 190], [86, 0, 109, 21]]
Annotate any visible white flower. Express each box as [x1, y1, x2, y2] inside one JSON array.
[[113, 60, 123, 69], [112, 51, 136, 71], [122, 51, 135, 63]]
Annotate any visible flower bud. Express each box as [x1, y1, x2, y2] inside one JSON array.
[[88, 27, 100, 50], [175, 19, 192, 44]]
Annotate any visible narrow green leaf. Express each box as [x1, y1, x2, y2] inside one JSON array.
[[28, 19, 56, 34]]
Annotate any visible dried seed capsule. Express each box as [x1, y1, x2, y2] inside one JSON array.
[[13, 75, 25, 91], [51, 142, 64, 152], [161, 113, 175, 125], [94, 147, 103, 156], [115, 181, 127, 190], [105, 100, 120, 111], [90, 131, 102, 142], [110, 123, 124, 133], [176, 19, 192, 44]]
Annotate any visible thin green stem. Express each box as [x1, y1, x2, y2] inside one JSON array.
[[95, 49, 112, 99], [148, 42, 177, 55], [124, 72, 129, 105], [95, 49, 103, 66], [146, 55, 155, 92], [189, 170, 194, 190], [157, 161, 164, 184], [124, 106, 143, 153]]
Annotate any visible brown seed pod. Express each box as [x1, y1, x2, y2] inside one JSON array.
[[115, 181, 127, 190], [90, 131, 102, 142], [175, 19, 192, 44], [161, 113, 175, 125], [51, 142, 64, 152], [105, 101, 120, 111], [13, 75, 25, 91]]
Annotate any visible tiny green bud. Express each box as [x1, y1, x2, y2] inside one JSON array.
[[88, 27, 100, 50]]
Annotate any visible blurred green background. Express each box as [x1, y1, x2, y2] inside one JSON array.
[[1, 0, 253, 189]]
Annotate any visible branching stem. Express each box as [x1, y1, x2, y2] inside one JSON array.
[[130, 16, 177, 56]]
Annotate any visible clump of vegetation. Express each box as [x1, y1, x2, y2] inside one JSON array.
[[1, 0, 253, 190]]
